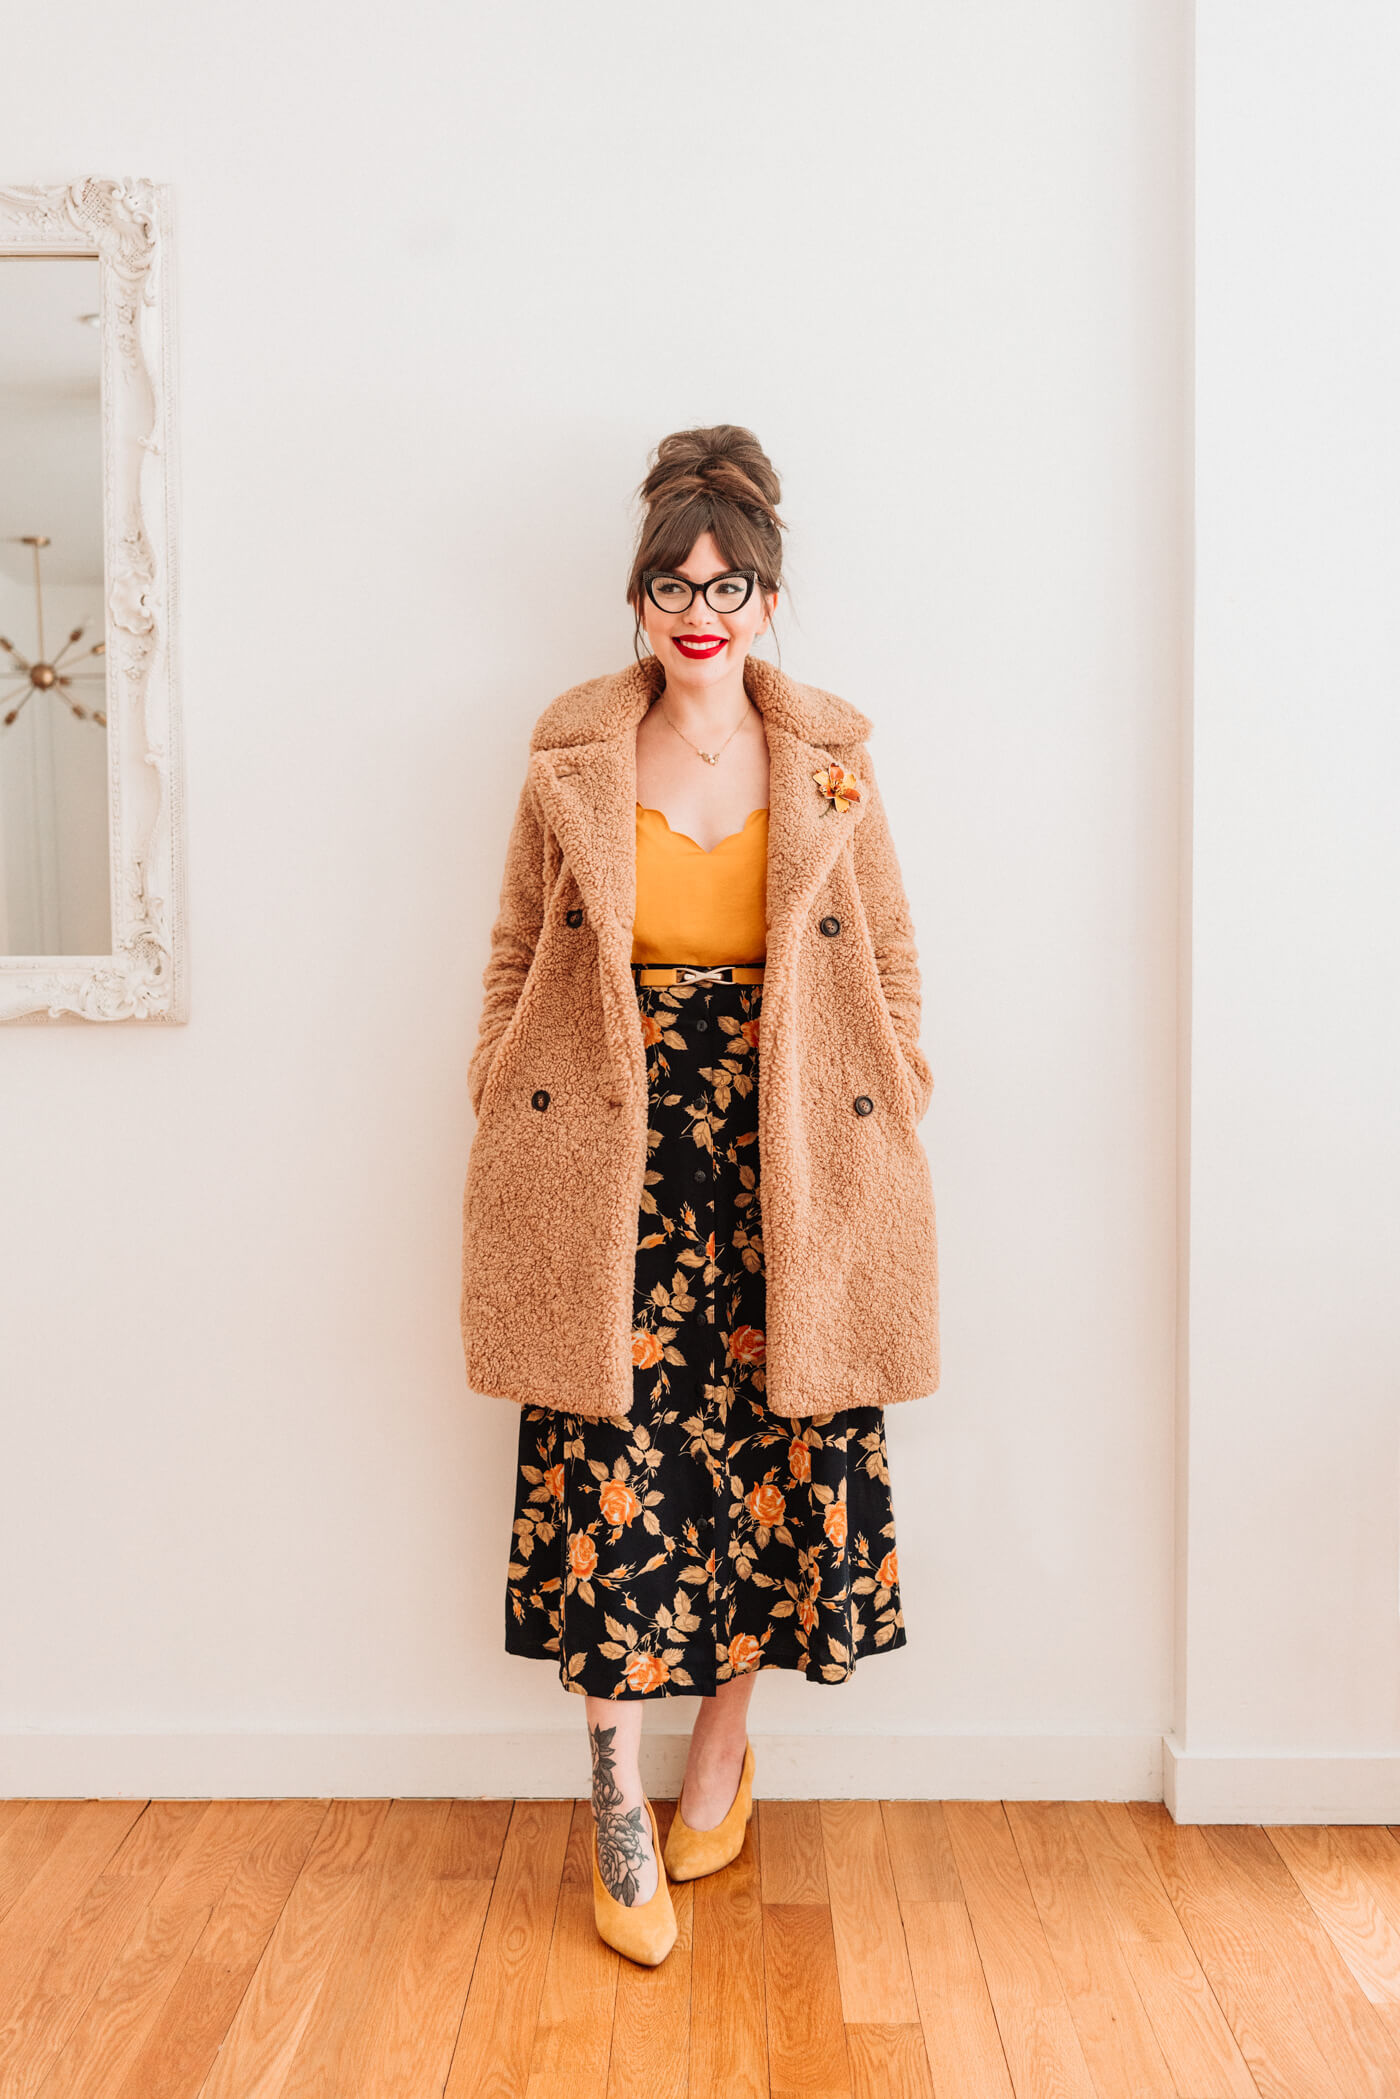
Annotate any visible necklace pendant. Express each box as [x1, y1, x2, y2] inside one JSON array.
[[701, 751, 718, 765]]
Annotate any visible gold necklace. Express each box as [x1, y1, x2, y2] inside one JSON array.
[[659, 699, 749, 767]]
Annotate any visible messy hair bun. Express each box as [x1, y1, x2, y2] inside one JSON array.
[[626, 424, 786, 665]]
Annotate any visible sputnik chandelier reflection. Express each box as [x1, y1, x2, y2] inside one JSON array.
[[0, 535, 107, 730]]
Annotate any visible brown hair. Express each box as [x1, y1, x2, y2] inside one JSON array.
[[626, 424, 787, 667]]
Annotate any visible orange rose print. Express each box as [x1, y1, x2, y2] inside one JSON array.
[[568, 1530, 598, 1581], [729, 1325, 766, 1366], [503, 974, 907, 1701], [624, 1651, 671, 1694], [747, 1479, 786, 1527], [598, 1477, 642, 1528]]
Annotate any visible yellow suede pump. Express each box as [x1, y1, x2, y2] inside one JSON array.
[[662, 1739, 756, 1882], [591, 1796, 677, 1966]]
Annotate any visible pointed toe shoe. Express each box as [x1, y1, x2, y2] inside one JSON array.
[[592, 1795, 677, 1966], [662, 1738, 756, 1883]]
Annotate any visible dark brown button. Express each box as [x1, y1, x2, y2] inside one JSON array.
[[820, 915, 841, 936], [853, 1094, 873, 1115], [565, 907, 583, 927], [531, 1089, 550, 1110]]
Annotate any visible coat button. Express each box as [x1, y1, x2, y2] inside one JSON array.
[[565, 907, 583, 927], [820, 915, 841, 936], [531, 1089, 551, 1110], [853, 1094, 873, 1115]]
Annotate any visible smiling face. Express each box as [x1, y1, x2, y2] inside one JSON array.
[[638, 530, 778, 689]]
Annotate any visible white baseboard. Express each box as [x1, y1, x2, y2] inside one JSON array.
[[0, 1729, 1162, 1801], [1162, 1733, 1400, 1823], [7, 1731, 1395, 1817]]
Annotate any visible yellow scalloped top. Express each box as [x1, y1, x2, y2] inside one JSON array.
[[630, 802, 769, 966]]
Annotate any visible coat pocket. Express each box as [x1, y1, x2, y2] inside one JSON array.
[[473, 997, 529, 1121], [856, 973, 921, 1133], [889, 1045, 920, 1131]]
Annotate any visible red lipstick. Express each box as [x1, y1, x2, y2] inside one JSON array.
[[673, 637, 727, 660]]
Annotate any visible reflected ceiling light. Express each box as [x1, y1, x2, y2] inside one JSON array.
[[0, 536, 106, 730]]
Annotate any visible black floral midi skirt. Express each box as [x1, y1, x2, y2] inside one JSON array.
[[503, 966, 907, 1700]]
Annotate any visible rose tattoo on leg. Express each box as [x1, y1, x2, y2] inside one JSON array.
[[589, 1720, 654, 1904]]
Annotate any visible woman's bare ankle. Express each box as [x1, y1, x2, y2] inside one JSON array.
[[680, 1674, 756, 1828]]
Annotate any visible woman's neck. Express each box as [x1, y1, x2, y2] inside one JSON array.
[[654, 667, 752, 739]]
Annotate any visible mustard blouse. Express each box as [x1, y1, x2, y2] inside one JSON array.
[[630, 801, 769, 966]]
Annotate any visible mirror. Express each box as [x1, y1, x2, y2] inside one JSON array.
[[0, 256, 110, 955], [0, 181, 186, 1022]]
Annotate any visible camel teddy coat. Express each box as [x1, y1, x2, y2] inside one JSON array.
[[459, 652, 940, 1422]]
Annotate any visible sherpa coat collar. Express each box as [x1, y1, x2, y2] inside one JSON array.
[[526, 653, 873, 948]]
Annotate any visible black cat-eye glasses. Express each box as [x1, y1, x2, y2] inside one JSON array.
[[642, 568, 757, 615]]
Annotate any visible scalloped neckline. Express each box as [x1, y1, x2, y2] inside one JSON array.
[[636, 803, 769, 855]]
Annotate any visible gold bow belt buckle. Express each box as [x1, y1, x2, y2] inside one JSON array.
[[631, 962, 766, 986]]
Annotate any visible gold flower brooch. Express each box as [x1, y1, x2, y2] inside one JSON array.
[[812, 761, 862, 816]]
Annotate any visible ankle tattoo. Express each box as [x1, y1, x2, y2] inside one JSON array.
[[590, 1721, 650, 1903]]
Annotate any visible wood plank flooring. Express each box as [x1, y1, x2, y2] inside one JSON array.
[[0, 1794, 1398, 2097]]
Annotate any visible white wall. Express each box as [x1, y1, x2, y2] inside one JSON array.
[[2, 2, 1197, 1799], [1170, 1, 1400, 1819]]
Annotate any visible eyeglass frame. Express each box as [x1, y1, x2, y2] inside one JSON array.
[[641, 566, 759, 616]]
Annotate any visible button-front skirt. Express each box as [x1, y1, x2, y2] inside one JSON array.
[[503, 971, 907, 1699]]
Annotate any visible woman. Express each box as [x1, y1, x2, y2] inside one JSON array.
[[460, 425, 939, 1966]]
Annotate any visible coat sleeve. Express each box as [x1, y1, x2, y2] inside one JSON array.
[[467, 769, 549, 1118], [851, 745, 935, 1123]]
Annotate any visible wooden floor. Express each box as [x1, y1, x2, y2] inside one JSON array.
[[1, 1794, 1399, 2098]]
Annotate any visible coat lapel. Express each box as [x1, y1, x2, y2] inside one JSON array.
[[530, 736, 639, 934], [528, 653, 874, 943], [761, 717, 870, 939]]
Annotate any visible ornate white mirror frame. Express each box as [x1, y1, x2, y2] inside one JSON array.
[[0, 178, 186, 1022]]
